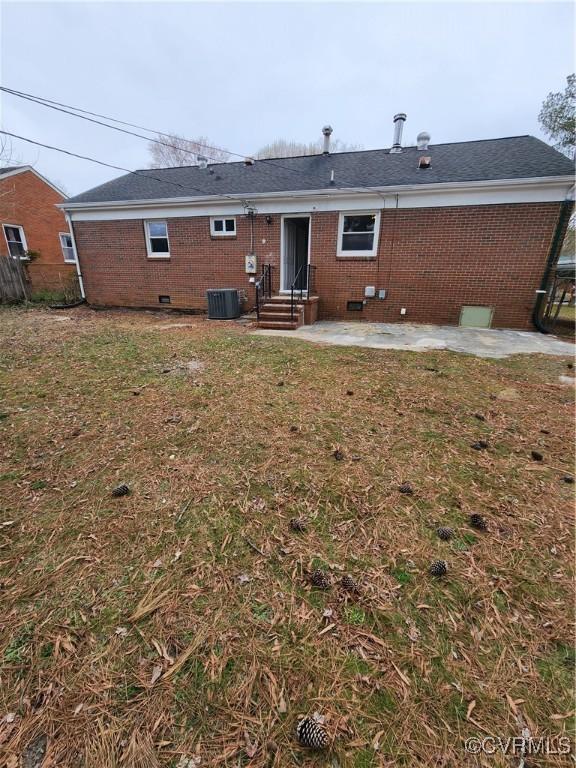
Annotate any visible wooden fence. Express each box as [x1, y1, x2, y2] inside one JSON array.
[[0, 256, 29, 303]]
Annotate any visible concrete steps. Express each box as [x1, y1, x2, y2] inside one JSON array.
[[257, 319, 301, 330], [256, 297, 304, 330]]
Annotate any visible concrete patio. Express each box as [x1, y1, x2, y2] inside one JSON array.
[[252, 321, 575, 359]]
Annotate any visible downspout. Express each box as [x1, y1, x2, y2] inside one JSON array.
[[532, 199, 573, 333], [65, 212, 86, 299]]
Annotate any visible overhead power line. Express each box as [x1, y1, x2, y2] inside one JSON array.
[[1, 129, 363, 208], [0, 85, 233, 165], [1, 84, 383, 197], [1, 87, 178, 136], [0, 129, 247, 204]]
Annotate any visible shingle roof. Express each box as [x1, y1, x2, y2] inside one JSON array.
[[65, 136, 574, 205], [0, 166, 26, 176]]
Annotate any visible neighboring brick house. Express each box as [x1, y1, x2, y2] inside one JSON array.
[[0, 166, 77, 294], [60, 121, 574, 330]]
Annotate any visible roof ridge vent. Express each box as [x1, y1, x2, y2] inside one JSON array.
[[417, 131, 431, 150]]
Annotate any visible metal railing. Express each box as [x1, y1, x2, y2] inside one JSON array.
[[255, 264, 272, 320], [290, 264, 316, 320]]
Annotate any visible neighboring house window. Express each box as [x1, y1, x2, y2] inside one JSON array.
[[2, 224, 28, 259], [337, 212, 380, 257], [210, 217, 236, 237], [144, 220, 170, 258], [59, 233, 76, 263]]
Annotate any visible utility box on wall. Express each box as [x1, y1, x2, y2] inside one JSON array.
[[245, 252, 257, 274]]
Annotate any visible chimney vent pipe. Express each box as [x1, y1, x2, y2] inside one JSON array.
[[390, 113, 407, 153], [322, 125, 333, 154], [197, 155, 208, 169]]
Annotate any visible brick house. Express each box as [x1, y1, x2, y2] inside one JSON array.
[[0, 166, 78, 295], [61, 120, 574, 329]]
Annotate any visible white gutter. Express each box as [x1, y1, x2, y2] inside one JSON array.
[[64, 213, 85, 299], [58, 175, 575, 212]]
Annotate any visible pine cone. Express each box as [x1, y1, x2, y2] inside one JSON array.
[[531, 450, 543, 462], [341, 574, 358, 592], [469, 513, 488, 531], [333, 448, 344, 461], [398, 482, 413, 495], [429, 559, 448, 577], [111, 483, 130, 497], [296, 717, 329, 750], [436, 526, 454, 541], [310, 569, 331, 590], [290, 517, 307, 532], [471, 440, 489, 451]]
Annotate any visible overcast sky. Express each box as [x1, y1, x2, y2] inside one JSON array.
[[0, 1, 573, 196]]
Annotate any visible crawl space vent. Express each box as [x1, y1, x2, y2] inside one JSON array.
[[347, 301, 364, 311], [158, 295, 171, 304]]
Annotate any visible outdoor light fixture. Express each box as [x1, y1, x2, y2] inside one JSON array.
[[266, 215, 273, 225]]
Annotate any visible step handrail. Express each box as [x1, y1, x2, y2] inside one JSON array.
[[255, 264, 272, 320], [290, 263, 316, 320]]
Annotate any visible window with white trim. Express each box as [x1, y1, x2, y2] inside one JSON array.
[[144, 220, 170, 258], [210, 217, 236, 237], [2, 224, 28, 259], [337, 212, 380, 257], [59, 232, 76, 263]]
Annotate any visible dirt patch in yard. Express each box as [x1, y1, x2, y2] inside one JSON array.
[[0, 305, 574, 767]]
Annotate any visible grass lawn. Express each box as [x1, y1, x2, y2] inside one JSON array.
[[0, 306, 574, 767], [557, 304, 576, 322]]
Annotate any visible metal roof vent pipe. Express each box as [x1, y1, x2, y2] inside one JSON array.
[[417, 131, 431, 150], [197, 155, 208, 169], [390, 113, 407, 153], [322, 125, 333, 154]]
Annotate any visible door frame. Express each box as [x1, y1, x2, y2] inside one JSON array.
[[280, 214, 311, 294]]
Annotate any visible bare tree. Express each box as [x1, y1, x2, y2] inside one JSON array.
[[0, 136, 18, 215], [148, 133, 230, 167], [0, 134, 15, 168], [255, 137, 362, 159]]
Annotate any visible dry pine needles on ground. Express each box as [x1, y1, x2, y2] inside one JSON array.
[[0, 306, 574, 767]]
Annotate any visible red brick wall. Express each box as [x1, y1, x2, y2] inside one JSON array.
[[0, 170, 76, 292], [72, 202, 563, 329], [311, 203, 562, 328], [73, 215, 281, 312]]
